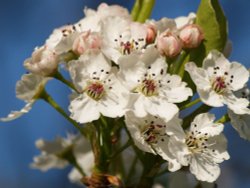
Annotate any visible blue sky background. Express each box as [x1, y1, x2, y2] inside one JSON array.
[[0, 0, 249, 187]]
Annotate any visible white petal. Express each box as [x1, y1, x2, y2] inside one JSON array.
[[223, 92, 250, 115], [16, 73, 50, 102], [189, 154, 220, 182], [35, 137, 67, 154], [125, 111, 156, 154], [30, 155, 68, 171], [98, 91, 126, 118], [162, 74, 193, 103], [157, 140, 182, 172], [185, 62, 211, 90], [69, 94, 100, 123], [168, 137, 190, 166], [203, 50, 230, 77], [175, 12, 196, 29], [145, 98, 179, 122], [228, 110, 250, 141], [118, 54, 145, 90], [197, 88, 224, 107], [77, 15, 101, 32], [206, 134, 230, 163], [55, 32, 79, 54], [227, 62, 249, 91], [0, 101, 34, 122], [101, 16, 130, 62], [153, 17, 176, 33], [190, 113, 224, 136]]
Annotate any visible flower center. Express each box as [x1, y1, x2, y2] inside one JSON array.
[[185, 132, 208, 153], [114, 34, 145, 55], [120, 41, 134, 55], [211, 76, 227, 94], [142, 124, 166, 144], [85, 82, 105, 101], [138, 79, 158, 97]]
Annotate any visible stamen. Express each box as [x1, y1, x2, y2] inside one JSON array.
[[85, 82, 105, 101]]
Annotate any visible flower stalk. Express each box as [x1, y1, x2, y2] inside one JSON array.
[[39, 89, 86, 136]]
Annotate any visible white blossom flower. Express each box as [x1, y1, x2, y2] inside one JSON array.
[[24, 46, 59, 76], [31, 134, 93, 174], [185, 50, 250, 115], [101, 16, 148, 63], [0, 74, 50, 122], [125, 111, 184, 172], [84, 3, 131, 21], [169, 113, 230, 182], [228, 87, 250, 141], [53, 3, 131, 56], [118, 47, 192, 120], [68, 52, 128, 123], [45, 25, 78, 50], [72, 31, 101, 56]]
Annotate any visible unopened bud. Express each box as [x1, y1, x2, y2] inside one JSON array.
[[157, 30, 182, 58], [179, 24, 203, 49], [72, 31, 101, 55], [24, 46, 58, 77], [146, 24, 157, 44]]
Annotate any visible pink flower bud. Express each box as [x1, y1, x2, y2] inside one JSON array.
[[72, 31, 101, 55], [146, 24, 157, 44], [157, 30, 182, 58], [24, 46, 58, 76], [179, 24, 204, 49]]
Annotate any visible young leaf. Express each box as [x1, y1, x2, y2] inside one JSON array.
[[196, 0, 228, 54]]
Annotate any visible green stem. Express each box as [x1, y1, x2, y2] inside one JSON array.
[[39, 90, 85, 136], [126, 155, 138, 184], [171, 50, 189, 76], [131, 0, 142, 21], [92, 117, 113, 173], [216, 114, 230, 124], [110, 140, 132, 160], [182, 104, 212, 129], [136, 0, 155, 23], [53, 71, 78, 93], [180, 98, 201, 111]]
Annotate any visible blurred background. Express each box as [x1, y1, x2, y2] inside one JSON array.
[[0, 0, 249, 187]]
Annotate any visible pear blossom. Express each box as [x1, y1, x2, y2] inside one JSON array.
[[118, 47, 192, 120], [169, 113, 230, 182], [84, 3, 131, 21], [228, 87, 250, 140], [24, 46, 59, 76], [157, 30, 182, 58], [179, 24, 204, 49], [0, 74, 50, 122], [45, 24, 78, 50], [125, 111, 183, 172], [101, 16, 148, 63], [185, 50, 250, 115], [68, 53, 128, 123], [31, 134, 93, 173], [72, 31, 102, 55]]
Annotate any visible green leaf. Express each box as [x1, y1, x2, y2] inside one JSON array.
[[196, 0, 228, 54]]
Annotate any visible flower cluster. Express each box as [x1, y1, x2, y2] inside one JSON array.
[[2, 2, 250, 187]]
